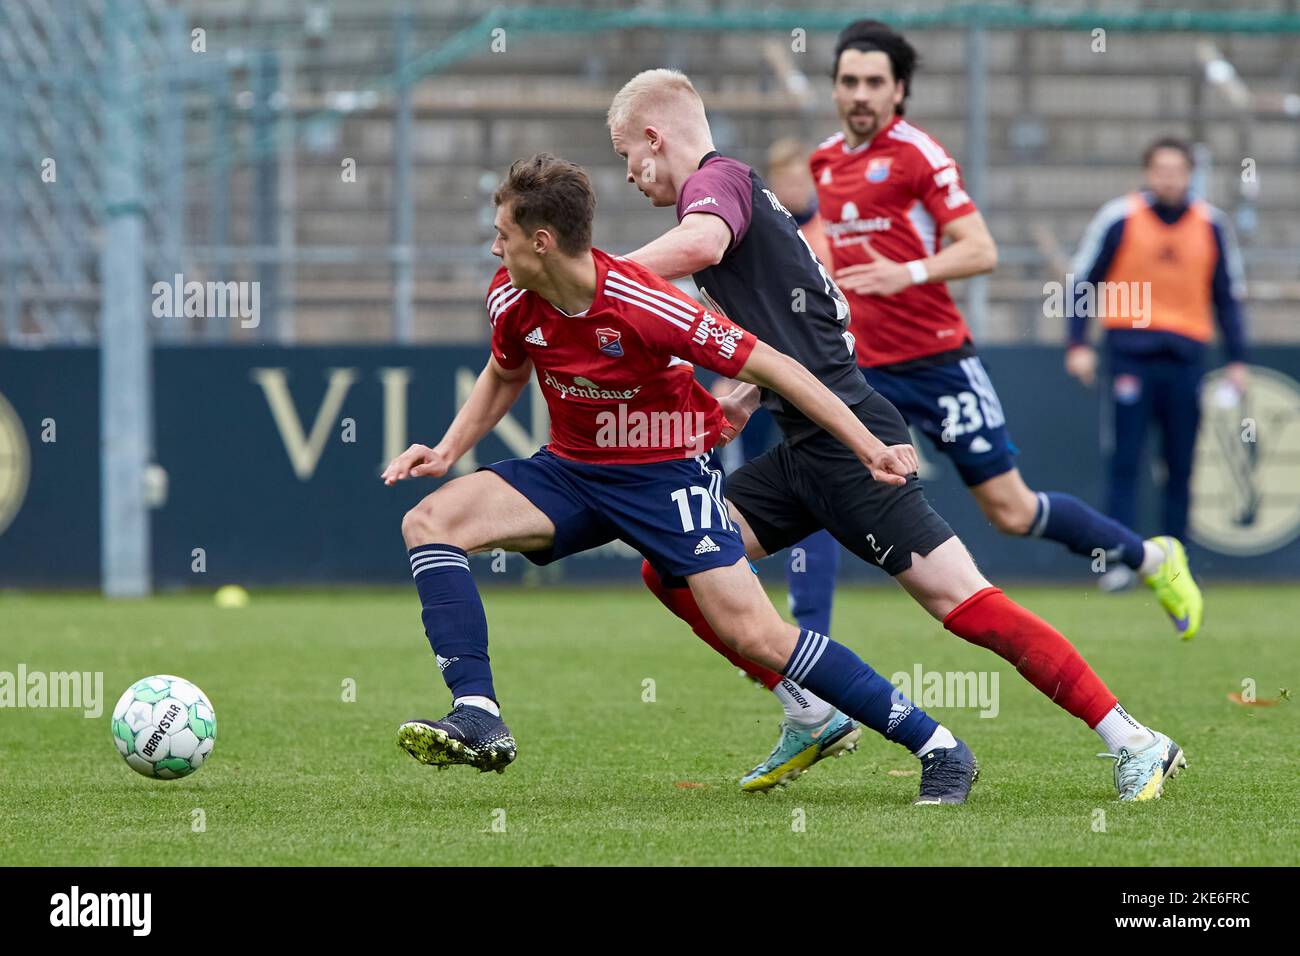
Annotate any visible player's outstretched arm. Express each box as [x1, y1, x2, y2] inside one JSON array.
[[734, 341, 916, 485], [623, 213, 732, 280], [381, 356, 532, 485]]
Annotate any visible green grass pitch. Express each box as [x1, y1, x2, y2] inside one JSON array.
[[1, 583, 1295, 866]]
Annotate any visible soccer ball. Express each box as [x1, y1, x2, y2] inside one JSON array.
[[111, 675, 216, 779]]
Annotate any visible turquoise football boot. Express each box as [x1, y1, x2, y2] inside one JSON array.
[[739, 710, 861, 792]]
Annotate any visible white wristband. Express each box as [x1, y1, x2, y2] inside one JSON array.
[[905, 260, 929, 285]]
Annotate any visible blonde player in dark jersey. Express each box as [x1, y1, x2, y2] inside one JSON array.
[[609, 67, 1186, 803]]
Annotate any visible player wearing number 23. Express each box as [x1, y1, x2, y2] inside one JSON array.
[[809, 19, 1201, 638]]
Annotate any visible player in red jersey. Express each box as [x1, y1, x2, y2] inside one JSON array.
[[381, 154, 980, 801], [809, 20, 1202, 636]]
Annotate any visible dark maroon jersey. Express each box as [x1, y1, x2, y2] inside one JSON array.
[[676, 151, 872, 443]]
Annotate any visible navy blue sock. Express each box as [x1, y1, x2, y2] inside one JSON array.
[[408, 544, 496, 702], [1030, 491, 1146, 570], [785, 530, 839, 636], [784, 629, 938, 753]]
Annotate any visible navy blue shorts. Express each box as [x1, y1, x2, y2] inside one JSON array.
[[862, 355, 1017, 486], [480, 447, 747, 580]]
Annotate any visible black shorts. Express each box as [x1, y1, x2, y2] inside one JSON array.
[[726, 391, 955, 576]]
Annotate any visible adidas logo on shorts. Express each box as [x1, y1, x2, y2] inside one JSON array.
[[694, 535, 721, 555], [525, 327, 548, 347]]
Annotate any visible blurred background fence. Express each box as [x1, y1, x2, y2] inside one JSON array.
[[4, 0, 1300, 347], [3, 1, 1300, 593]]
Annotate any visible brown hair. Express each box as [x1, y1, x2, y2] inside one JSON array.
[[492, 153, 595, 256], [833, 19, 918, 116], [1143, 136, 1193, 169]]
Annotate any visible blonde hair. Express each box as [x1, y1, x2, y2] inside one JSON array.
[[606, 68, 710, 136]]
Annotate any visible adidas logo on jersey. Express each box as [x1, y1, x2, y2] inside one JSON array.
[[694, 535, 721, 555], [525, 327, 548, 347], [820, 167, 832, 185], [969, 436, 993, 453]]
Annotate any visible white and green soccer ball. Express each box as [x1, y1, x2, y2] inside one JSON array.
[[111, 675, 216, 779]]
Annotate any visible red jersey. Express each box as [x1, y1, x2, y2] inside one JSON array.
[[810, 116, 978, 367], [487, 248, 756, 465]]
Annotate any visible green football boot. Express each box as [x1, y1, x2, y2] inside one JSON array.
[[1143, 536, 1203, 640]]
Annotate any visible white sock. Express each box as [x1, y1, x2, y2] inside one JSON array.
[[1094, 703, 1157, 754], [916, 725, 957, 757], [1138, 540, 1167, 577], [454, 695, 500, 717], [772, 678, 836, 727]]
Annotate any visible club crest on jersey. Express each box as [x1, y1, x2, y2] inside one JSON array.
[[596, 327, 624, 358], [866, 157, 892, 183]]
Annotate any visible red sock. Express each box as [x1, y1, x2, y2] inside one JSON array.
[[640, 559, 783, 690], [943, 587, 1116, 728]]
